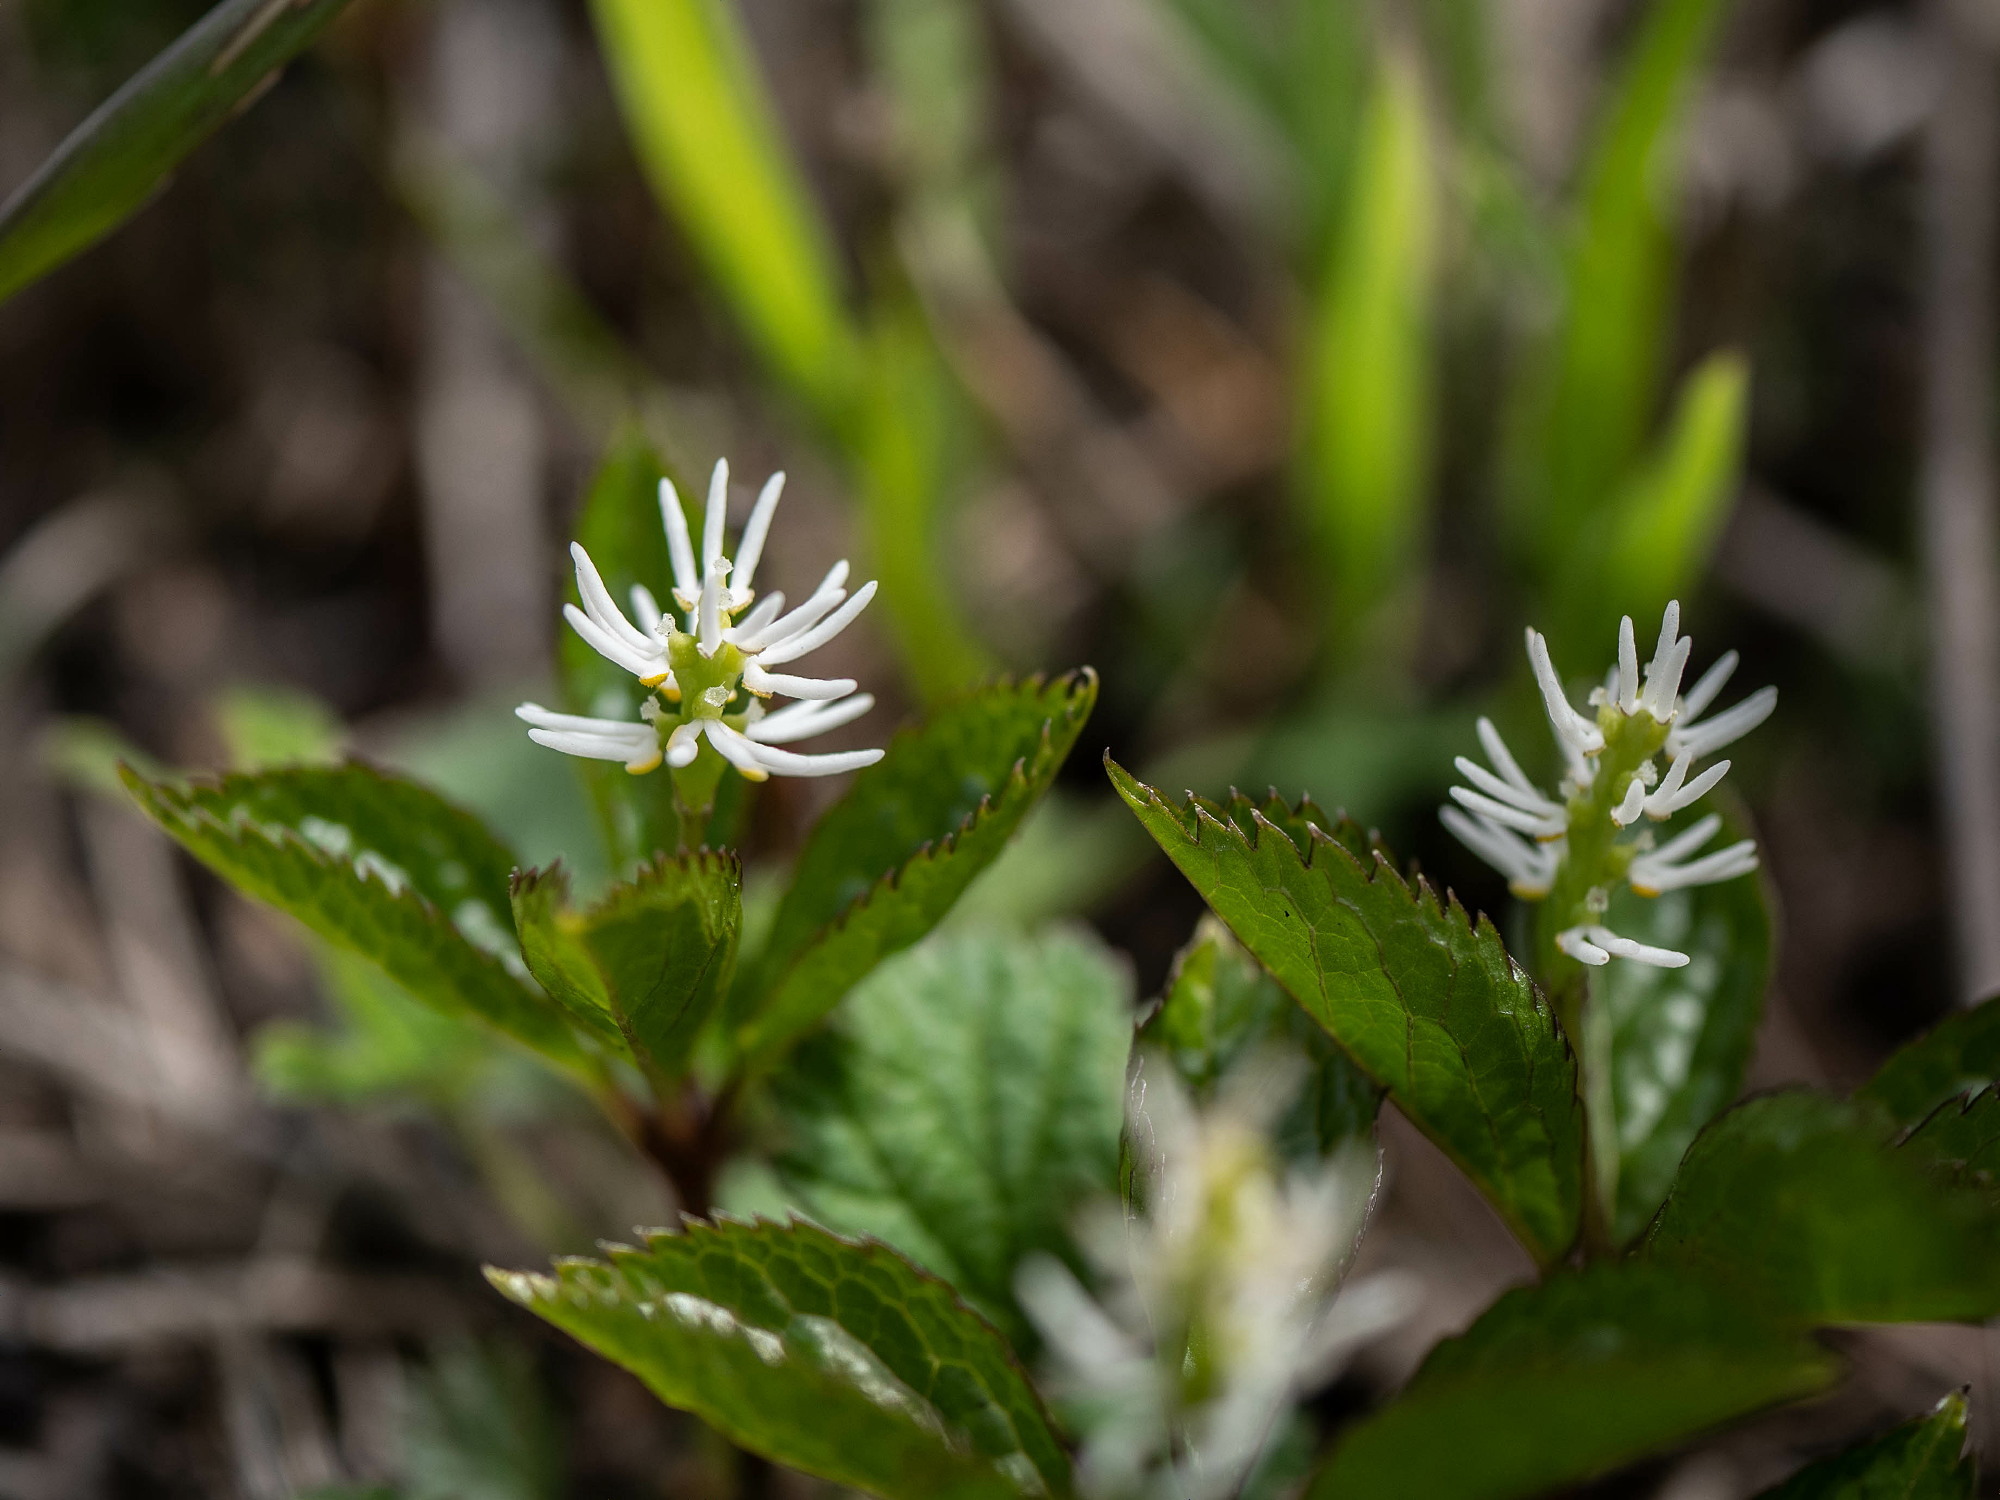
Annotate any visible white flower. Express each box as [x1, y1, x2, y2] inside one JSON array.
[[1442, 602, 1770, 970], [522, 459, 886, 781], [1018, 1060, 1413, 1500]]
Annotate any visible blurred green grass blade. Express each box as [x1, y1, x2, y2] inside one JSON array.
[[849, 296, 993, 696], [1280, 0, 1370, 247], [1505, 0, 1729, 588], [1300, 52, 1434, 654], [0, 0, 360, 306], [1592, 351, 1748, 635], [590, 0, 860, 417]]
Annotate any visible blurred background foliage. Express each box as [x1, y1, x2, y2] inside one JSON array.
[[0, 0, 1980, 1492]]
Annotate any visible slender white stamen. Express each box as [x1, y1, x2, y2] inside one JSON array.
[[1630, 839, 1759, 896], [729, 591, 788, 643], [743, 664, 857, 700], [701, 459, 729, 578], [1643, 639, 1690, 721], [516, 704, 659, 773], [697, 563, 727, 654], [1475, 718, 1540, 798], [1646, 813, 1723, 865], [734, 562, 849, 652], [630, 583, 663, 634], [1440, 807, 1559, 897], [1526, 628, 1605, 757], [1579, 924, 1690, 969], [1645, 757, 1729, 819], [1453, 756, 1560, 817], [1611, 777, 1648, 827], [753, 581, 878, 666], [729, 471, 785, 605], [1556, 926, 1612, 966], [660, 479, 698, 601], [701, 720, 770, 781], [1449, 785, 1566, 839], [563, 604, 660, 679], [746, 693, 876, 744], [735, 738, 884, 777], [1669, 685, 1777, 759], [665, 721, 702, 768], [1679, 650, 1738, 722], [571, 545, 657, 655], [1617, 617, 1640, 714]]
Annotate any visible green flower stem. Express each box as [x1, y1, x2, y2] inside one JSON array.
[[1533, 700, 1668, 1257]]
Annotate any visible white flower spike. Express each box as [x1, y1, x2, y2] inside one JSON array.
[[1442, 602, 1770, 970], [1018, 1057, 1412, 1500], [521, 459, 885, 783]]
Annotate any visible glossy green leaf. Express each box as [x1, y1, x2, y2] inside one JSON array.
[[1587, 849, 1771, 1243], [0, 0, 359, 306], [1503, 0, 1728, 611], [1108, 760, 1583, 1265], [1310, 1262, 1839, 1500], [1861, 995, 2000, 1128], [1900, 1087, 2000, 1202], [1646, 1092, 2000, 1324], [490, 1216, 1070, 1498], [556, 434, 685, 873], [1144, 914, 1382, 1161], [1756, 1391, 1974, 1500], [588, 0, 858, 417], [512, 855, 740, 1081], [1301, 51, 1434, 643], [768, 928, 1130, 1344], [738, 672, 1097, 1066], [120, 762, 579, 1068]]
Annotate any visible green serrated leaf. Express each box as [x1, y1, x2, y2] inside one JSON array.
[[120, 762, 579, 1069], [1581, 351, 1749, 646], [737, 672, 1097, 1066], [490, 1216, 1070, 1498], [1309, 1262, 1839, 1500], [1755, 1391, 1975, 1500], [0, 0, 359, 306], [1861, 995, 2000, 1128], [1646, 1091, 2000, 1324], [1107, 759, 1582, 1265], [1144, 914, 1382, 1160], [1590, 848, 1770, 1243], [768, 927, 1130, 1346], [511, 854, 740, 1081], [1899, 1087, 2000, 1203]]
